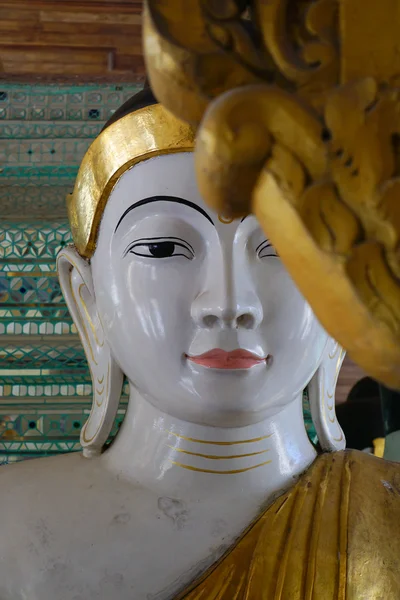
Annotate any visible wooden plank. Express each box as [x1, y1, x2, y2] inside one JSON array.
[[0, 60, 122, 75], [0, 19, 141, 38], [37, 21, 142, 40], [0, 47, 111, 66], [115, 53, 144, 70], [0, 1, 141, 13], [40, 21, 141, 36], [39, 10, 141, 25], [0, 72, 143, 82], [0, 8, 40, 22], [0, 20, 35, 33], [114, 45, 144, 57], [0, 0, 144, 77], [0, 31, 142, 54], [116, 54, 145, 72]]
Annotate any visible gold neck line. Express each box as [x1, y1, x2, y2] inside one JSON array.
[[167, 430, 273, 445]]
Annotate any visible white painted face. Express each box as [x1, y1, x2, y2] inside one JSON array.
[[91, 152, 328, 427]]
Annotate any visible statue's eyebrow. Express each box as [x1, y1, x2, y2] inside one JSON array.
[[114, 195, 215, 232]]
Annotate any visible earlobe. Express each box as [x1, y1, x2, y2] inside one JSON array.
[[307, 338, 346, 452], [57, 247, 123, 457], [57, 247, 97, 361]]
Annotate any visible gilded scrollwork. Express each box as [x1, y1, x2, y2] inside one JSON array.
[[144, 0, 400, 388], [254, 0, 339, 104]]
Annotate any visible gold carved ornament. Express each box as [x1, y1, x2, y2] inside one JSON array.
[[143, 0, 400, 389]]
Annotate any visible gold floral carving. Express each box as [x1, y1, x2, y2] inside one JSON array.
[[144, 0, 400, 388]]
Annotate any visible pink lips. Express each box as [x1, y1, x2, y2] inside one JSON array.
[[187, 348, 267, 370]]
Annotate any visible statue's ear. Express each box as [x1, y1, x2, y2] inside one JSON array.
[[57, 246, 123, 457], [307, 338, 346, 452]]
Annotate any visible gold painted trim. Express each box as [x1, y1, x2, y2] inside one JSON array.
[[167, 431, 272, 445], [70, 271, 98, 366], [95, 363, 109, 409], [169, 446, 270, 460], [68, 103, 195, 258], [78, 283, 104, 348], [321, 367, 344, 441], [327, 348, 345, 404], [171, 459, 272, 474], [82, 362, 110, 442]]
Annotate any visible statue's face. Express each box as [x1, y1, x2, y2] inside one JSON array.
[[91, 153, 328, 426]]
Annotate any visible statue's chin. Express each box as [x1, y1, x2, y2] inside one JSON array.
[[129, 379, 299, 429]]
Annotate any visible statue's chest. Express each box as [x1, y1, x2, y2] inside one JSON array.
[[12, 493, 241, 600]]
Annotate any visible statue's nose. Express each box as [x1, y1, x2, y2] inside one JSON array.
[[190, 255, 263, 330], [192, 304, 261, 330]]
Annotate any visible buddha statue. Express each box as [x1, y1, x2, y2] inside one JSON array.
[[0, 88, 399, 600]]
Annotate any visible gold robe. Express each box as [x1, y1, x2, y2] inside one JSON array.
[[179, 450, 400, 599]]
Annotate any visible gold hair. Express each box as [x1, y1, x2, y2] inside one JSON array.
[[68, 103, 195, 258]]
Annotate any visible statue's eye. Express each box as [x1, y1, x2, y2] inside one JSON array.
[[126, 238, 194, 260], [256, 241, 278, 259], [148, 242, 175, 258]]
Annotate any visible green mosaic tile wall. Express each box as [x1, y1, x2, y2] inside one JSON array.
[[0, 83, 139, 464]]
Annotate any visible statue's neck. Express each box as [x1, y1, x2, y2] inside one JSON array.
[[103, 389, 317, 503]]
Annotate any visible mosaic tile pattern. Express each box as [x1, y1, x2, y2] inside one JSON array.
[[0, 341, 86, 370], [303, 388, 317, 446], [0, 165, 79, 181], [0, 316, 74, 336], [0, 139, 92, 166], [0, 221, 71, 259], [0, 83, 141, 122], [1, 372, 93, 387], [0, 83, 141, 464], [0, 270, 63, 307], [0, 184, 70, 218], [0, 121, 103, 140], [0, 381, 130, 400], [0, 408, 126, 464]]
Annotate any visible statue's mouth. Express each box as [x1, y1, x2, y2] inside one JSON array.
[[186, 348, 271, 370]]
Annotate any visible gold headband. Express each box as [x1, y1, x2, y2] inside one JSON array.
[[67, 103, 195, 258]]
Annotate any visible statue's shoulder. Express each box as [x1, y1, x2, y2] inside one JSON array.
[[0, 451, 88, 486], [0, 452, 89, 518], [0, 451, 83, 486], [181, 450, 400, 600], [313, 446, 400, 473], [313, 448, 400, 499], [0, 451, 138, 530]]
